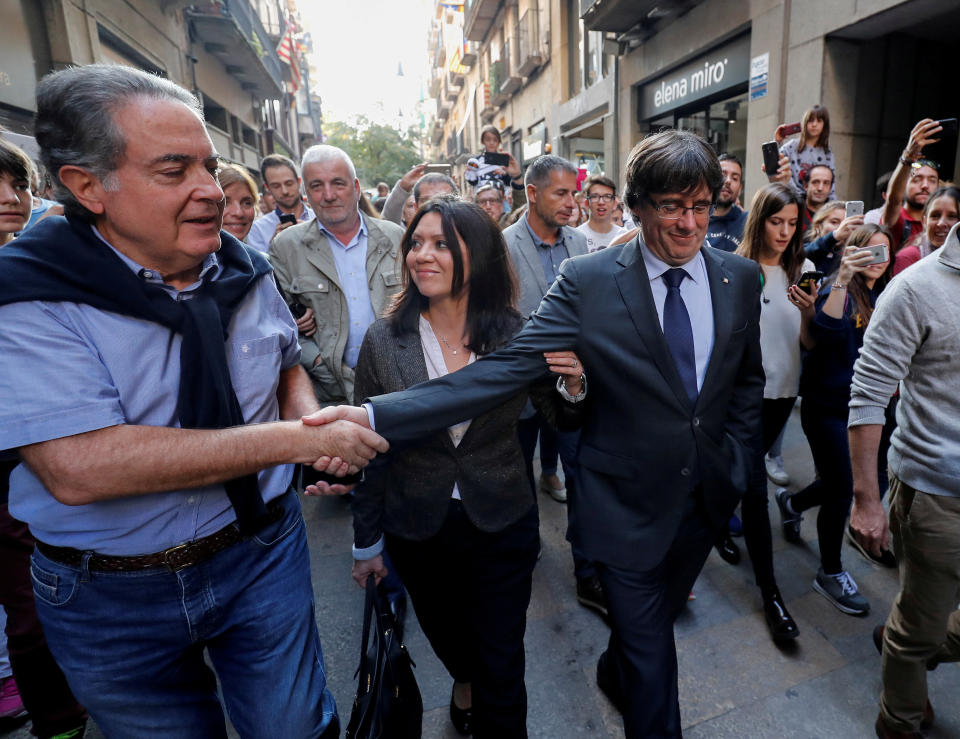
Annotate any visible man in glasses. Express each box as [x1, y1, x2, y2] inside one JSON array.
[[475, 180, 505, 226], [578, 174, 627, 252]]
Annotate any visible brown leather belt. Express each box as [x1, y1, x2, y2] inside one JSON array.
[[36, 501, 286, 573]]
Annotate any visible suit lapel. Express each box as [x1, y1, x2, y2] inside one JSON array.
[[614, 237, 694, 411], [513, 228, 549, 297], [697, 247, 735, 403], [395, 327, 458, 453]]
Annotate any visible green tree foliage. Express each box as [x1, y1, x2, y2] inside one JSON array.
[[323, 116, 422, 188]]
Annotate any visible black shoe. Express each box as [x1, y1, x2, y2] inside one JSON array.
[[576, 575, 609, 617], [596, 651, 626, 713], [847, 524, 898, 568], [762, 587, 799, 642], [775, 488, 803, 543], [715, 534, 741, 565], [449, 684, 472, 736]]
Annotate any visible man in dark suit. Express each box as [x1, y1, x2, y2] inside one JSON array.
[[315, 130, 763, 738]]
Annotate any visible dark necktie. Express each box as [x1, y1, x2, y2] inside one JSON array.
[[661, 268, 698, 402]]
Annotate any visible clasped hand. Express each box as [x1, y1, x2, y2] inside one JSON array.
[[300, 406, 384, 495]]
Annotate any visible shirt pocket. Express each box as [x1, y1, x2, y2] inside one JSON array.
[[228, 334, 282, 418]]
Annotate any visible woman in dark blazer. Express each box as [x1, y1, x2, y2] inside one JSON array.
[[350, 197, 586, 739]]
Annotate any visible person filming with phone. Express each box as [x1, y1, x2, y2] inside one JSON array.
[[882, 118, 943, 255], [777, 224, 895, 614]]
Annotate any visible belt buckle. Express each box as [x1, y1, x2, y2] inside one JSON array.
[[162, 541, 196, 572]]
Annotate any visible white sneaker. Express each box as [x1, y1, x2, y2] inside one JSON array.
[[765, 454, 791, 486], [539, 475, 567, 503]]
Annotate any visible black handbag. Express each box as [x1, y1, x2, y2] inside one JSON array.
[[345, 575, 422, 739]]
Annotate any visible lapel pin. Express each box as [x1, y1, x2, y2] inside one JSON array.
[[722, 277, 729, 284]]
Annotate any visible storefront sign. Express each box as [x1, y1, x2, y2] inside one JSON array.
[[637, 35, 750, 119], [750, 53, 769, 101], [522, 122, 546, 163]]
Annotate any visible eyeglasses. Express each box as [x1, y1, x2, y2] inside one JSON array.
[[477, 196, 502, 205], [648, 199, 713, 220], [586, 193, 615, 203]]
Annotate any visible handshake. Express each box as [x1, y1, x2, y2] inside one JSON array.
[[296, 405, 384, 495]]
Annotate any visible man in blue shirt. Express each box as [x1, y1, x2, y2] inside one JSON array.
[[245, 153, 314, 252], [706, 153, 748, 252], [0, 64, 386, 738]]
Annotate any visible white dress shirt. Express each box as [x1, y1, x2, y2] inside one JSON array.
[[639, 237, 715, 392]]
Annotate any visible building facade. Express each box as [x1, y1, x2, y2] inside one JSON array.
[[430, 0, 959, 208], [0, 0, 319, 180]]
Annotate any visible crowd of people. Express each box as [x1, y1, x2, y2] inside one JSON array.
[[0, 64, 958, 739]]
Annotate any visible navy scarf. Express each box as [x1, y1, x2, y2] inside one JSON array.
[[0, 216, 273, 534]]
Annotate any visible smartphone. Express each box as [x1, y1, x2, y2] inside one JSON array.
[[423, 163, 452, 176], [300, 464, 364, 488], [858, 243, 889, 266], [845, 200, 864, 218], [794, 270, 824, 294], [781, 122, 802, 136], [937, 118, 958, 137], [761, 141, 780, 178], [484, 152, 510, 167], [278, 213, 297, 226]]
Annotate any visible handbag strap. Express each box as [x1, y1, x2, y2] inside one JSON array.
[[356, 574, 378, 676]]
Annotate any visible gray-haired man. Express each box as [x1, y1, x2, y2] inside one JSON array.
[[269, 144, 405, 406], [0, 64, 387, 738]]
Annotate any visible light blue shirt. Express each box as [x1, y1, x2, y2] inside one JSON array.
[[246, 202, 315, 252], [316, 212, 375, 369], [0, 228, 301, 555], [523, 214, 570, 285], [639, 236, 715, 392]]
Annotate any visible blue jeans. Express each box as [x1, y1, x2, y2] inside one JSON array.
[[29, 489, 337, 739]]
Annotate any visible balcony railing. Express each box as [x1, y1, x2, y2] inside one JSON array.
[[517, 8, 543, 77], [498, 39, 522, 97], [186, 0, 285, 97]]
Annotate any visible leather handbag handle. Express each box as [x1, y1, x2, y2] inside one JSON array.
[[355, 574, 377, 676]]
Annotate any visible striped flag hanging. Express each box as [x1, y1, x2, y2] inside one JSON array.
[[276, 17, 301, 92]]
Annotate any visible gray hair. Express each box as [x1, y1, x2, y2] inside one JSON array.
[[300, 144, 357, 181], [413, 173, 459, 204], [623, 129, 723, 214], [523, 155, 578, 190], [35, 64, 203, 222]]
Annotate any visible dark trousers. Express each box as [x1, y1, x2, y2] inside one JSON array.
[[517, 413, 594, 579], [790, 401, 854, 574], [741, 397, 797, 590], [0, 502, 86, 738], [595, 492, 717, 739], [385, 501, 539, 739]]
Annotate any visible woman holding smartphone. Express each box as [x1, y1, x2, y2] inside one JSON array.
[[777, 104, 836, 200], [777, 225, 893, 615], [349, 197, 585, 738], [734, 182, 816, 643]]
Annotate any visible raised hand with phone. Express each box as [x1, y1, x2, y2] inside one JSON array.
[[881, 118, 944, 249]]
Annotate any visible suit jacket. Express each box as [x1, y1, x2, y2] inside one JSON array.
[[269, 215, 405, 405], [352, 317, 584, 547], [366, 235, 764, 571], [502, 219, 588, 316]]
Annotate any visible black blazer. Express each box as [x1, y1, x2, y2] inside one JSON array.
[[366, 237, 764, 571], [352, 316, 583, 548]]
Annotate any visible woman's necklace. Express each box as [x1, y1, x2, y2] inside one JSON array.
[[435, 331, 464, 355]]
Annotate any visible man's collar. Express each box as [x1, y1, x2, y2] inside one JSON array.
[[90, 225, 222, 284], [523, 213, 563, 248], [637, 231, 705, 285], [315, 209, 367, 247]]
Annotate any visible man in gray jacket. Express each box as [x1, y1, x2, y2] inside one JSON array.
[[849, 223, 960, 739], [501, 155, 604, 613], [271, 145, 404, 406]]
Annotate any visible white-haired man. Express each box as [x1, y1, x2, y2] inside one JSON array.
[[270, 145, 405, 406]]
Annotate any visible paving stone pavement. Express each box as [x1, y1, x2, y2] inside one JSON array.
[[3, 405, 958, 738]]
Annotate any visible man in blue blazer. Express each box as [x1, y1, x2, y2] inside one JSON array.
[[318, 130, 763, 738]]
